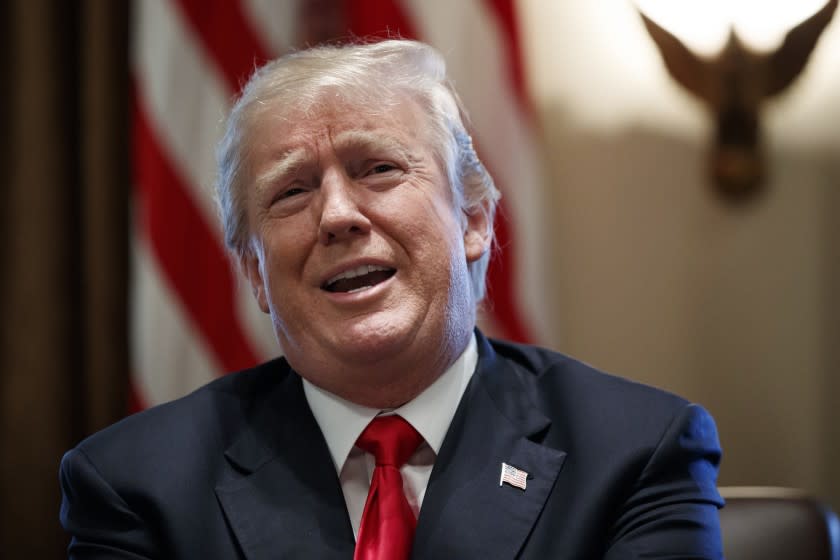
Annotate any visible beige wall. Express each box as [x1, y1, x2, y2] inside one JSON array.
[[519, 0, 840, 509]]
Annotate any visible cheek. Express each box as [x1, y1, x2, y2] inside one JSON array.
[[417, 198, 465, 255], [265, 207, 316, 245], [259, 218, 315, 282], [378, 182, 461, 240]]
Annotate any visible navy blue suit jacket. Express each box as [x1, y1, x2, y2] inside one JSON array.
[[60, 332, 724, 558]]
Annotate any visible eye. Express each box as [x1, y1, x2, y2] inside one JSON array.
[[278, 186, 306, 199], [365, 162, 398, 176], [269, 184, 310, 209]]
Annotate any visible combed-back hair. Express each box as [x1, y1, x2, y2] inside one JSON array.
[[216, 39, 500, 301]]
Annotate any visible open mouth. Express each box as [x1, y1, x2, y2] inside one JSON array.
[[322, 264, 396, 294]]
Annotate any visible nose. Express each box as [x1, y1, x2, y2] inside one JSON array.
[[317, 169, 371, 245]]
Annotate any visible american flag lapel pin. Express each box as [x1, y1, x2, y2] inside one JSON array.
[[499, 462, 528, 491]]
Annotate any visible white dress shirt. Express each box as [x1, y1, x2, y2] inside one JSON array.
[[303, 334, 478, 539]]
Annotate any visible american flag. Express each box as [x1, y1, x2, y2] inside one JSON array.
[[500, 462, 528, 490], [130, 0, 548, 410]]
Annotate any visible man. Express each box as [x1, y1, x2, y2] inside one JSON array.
[[60, 40, 724, 558]]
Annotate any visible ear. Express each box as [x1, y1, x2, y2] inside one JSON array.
[[239, 248, 270, 314], [463, 203, 492, 264]]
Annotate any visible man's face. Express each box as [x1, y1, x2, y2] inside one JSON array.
[[240, 95, 489, 405]]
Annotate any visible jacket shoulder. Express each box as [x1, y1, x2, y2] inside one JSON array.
[[488, 337, 689, 412], [70, 358, 290, 471], [485, 337, 706, 458]]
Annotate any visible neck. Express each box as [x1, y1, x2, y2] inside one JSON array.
[[295, 327, 473, 409]]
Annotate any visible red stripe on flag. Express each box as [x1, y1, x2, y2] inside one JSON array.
[[133, 89, 260, 372], [487, 202, 532, 343], [344, 0, 418, 39], [171, 0, 272, 92], [484, 0, 531, 112], [128, 379, 148, 414]]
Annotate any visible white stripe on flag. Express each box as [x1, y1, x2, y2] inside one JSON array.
[[241, 0, 301, 55], [131, 234, 220, 404]]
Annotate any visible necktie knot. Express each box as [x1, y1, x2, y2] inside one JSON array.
[[356, 415, 423, 467]]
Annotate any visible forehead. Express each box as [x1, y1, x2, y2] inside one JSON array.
[[249, 93, 431, 157]]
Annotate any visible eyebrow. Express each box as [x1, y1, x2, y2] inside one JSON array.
[[254, 147, 309, 193]]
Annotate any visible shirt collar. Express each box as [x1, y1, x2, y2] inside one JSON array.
[[303, 333, 478, 474]]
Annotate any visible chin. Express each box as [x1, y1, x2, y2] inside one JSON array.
[[332, 319, 419, 363], [333, 311, 430, 364]]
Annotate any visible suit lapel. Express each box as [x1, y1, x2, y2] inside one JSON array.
[[413, 333, 567, 559], [215, 369, 355, 559]]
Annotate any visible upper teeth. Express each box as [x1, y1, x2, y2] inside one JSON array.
[[326, 264, 390, 286]]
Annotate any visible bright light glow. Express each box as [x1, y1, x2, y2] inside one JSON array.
[[636, 0, 830, 55]]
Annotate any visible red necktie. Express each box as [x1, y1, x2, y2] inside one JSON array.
[[353, 415, 424, 560]]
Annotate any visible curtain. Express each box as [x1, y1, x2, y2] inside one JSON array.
[[0, 1, 129, 556]]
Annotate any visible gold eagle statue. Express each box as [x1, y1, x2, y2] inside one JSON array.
[[640, 0, 838, 201]]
